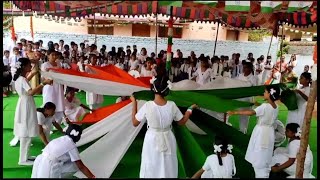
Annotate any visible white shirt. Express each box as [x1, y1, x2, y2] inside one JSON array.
[[3, 56, 10, 66], [9, 55, 21, 74], [237, 73, 258, 86], [202, 154, 236, 178], [129, 60, 140, 70], [180, 64, 190, 73], [211, 63, 223, 77], [115, 63, 124, 70], [231, 63, 242, 78], [37, 112, 55, 133], [193, 68, 211, 85], [140, 66, 154, 77], [138, 54, 148, 63], [187, 66, 197, 80], [42, 135, 81, 162]]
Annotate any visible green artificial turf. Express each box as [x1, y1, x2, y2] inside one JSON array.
[[3, 93, 317, 178]]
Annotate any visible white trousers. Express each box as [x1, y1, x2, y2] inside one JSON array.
[[253, 167, 271, 178], [19, 137, 32, 163], [239, 107, 250, 134]]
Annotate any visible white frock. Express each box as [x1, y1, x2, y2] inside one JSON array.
[[135, 101, 184, 178], [14, 76, 39, 138], [245, 103, 278, 169], [41, 62, 65, 113], [201, 154, 236, 178], [287, 86, 310, 127], [37, 112, 56, 141], [271, 139, 314, 178], [64, 97, 86, 122], [85, 66, 104, 106], [31, 136, 80, 178]]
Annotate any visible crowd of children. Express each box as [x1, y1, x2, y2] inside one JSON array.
[[2, 37, 315, 178]]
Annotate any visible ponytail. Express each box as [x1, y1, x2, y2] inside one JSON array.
[[217, 153, 223, 166], [13, 58, 31, 81]]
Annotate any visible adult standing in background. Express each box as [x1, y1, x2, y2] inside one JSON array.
[[261, 56, 274, 84]]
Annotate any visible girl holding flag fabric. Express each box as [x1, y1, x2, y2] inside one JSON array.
[[130, 75, 197, 178], [227, 85, 280, 178], [31, 124, 95, 178]]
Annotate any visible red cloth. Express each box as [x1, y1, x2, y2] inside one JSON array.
[[70, 63, 79, 71]]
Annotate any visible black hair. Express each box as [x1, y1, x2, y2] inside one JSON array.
[[39, 40, 43, 44], [36, 102, 56, 115], [65, 86, 78, 96], [286, 123, 300, 137], [13, 58, 31, 81], [150, 75, 170, 97], [265, 85, 281, 101], [300, 72, 312, 85], [64, 44, 70, 50], [65, 124, 83, 143], [59, 39, 64, 43], [214, 136, 230, 166], [80, 43, 85, 47], [243, 61, 254, 75]]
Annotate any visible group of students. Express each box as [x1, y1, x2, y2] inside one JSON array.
[[4, 37, 315, 178]]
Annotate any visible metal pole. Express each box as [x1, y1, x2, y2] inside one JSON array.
[[266, 34, 273, 57], [213, 21, 220, 57], [279, 25, 284, 81], [94, 13, 97, 45], [166, 6, 173, 76], [155, 2, 158, 56]]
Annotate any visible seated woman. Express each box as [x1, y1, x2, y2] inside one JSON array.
[[271, 123, 314, 178], [37, 102, 64, 146], [281, 65, 298, 88], [31, 124, 95, 178], [192, 136, 236, 178], [65, 87, 92, 122]]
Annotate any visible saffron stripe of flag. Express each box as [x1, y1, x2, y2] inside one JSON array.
[[288, 1, 313, 13], [225, 1, 250, 12], [260, 1, 282, 13]]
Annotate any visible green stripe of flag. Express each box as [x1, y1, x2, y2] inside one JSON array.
[[261, 1, 282, 13], [287, 1, 313, 12], [159, 1, 183, 7], [193, 1, 218, 7], [225, 1, 250, 12]]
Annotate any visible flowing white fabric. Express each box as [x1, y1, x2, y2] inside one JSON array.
[[74, 101, 146, 178], [41, 71, 148, 96], [76, 102, 138, 147]]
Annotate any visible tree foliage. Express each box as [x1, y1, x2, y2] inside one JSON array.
[[248, 29, 272, 42], [277, 41, 290, 57]]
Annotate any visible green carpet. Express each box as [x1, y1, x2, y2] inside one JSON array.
[[3, 93, 317, 178]]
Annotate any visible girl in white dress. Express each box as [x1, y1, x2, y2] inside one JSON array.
[[286, 72, 312, 127], [192, 136, 236, 178], [41, 50, 66, 126], [271, 123, 314, 178], [140, 58, 155, 77], [13, 58, 53, 166], [227, 85, 280, 178], [261, 56, 274, 84], [65, 87, 92, 122], [37, 102, 64, 146], [31, 124, 95, 178], [192, 60, 211, 85], [85, 55, 104, 110], [255, 58, 264, 85], [130, 75, 197, 178]]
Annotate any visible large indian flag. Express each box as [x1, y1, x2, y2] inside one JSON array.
[[225, 1, 251, 12], [261, 1, 282, 13], [287, 1, 313, 12]]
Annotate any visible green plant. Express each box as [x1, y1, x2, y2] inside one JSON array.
[[277, 41, 290, 57], [248, 29, 272, 42]]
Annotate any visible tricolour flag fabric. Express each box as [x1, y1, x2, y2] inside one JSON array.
[[159, 1, 183, 7], [193, 1, 218, 7], [225, 1, 250, 12], [260, 1, 282, 13], [288, 1, 313, 13]]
